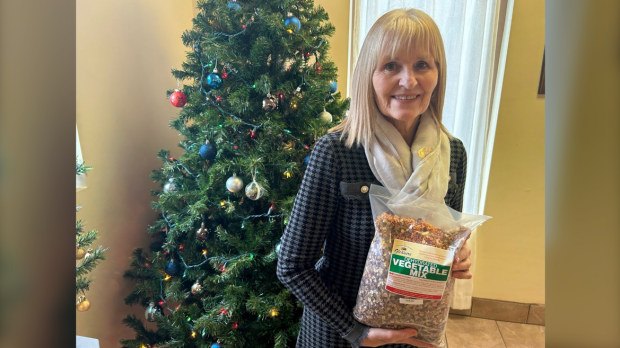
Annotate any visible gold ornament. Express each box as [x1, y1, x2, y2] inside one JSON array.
[[76, 296, 91, 312], [318, 108, 332, 123], [76, 247, 86, 260]]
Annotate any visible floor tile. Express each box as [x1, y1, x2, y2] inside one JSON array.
[[497, 321, 545, 348], [471, 298, 529, 323], [445, 314, 506, 348]]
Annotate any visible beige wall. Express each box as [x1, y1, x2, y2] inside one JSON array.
[[472, 0, 545, 304], [76, 1, 194, 346]]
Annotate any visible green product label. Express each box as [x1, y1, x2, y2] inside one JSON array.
[[389, 254, 451, 282]]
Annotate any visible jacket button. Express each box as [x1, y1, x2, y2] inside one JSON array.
[[360, 185, 369, 193]]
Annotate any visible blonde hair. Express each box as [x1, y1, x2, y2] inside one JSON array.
[[330, 8, 452, 148]]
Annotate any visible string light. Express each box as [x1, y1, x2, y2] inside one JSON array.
[[164, 275, 172, 281], [270, 309, 279, 317], [202, 249, 208, 255], [158, 300, 165, 306], [191, 331, 197, 338], [220, 200, 226, 207], [284, 170, 292, 178]]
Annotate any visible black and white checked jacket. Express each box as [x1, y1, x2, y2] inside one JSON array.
[[277, 132, 467, 348]]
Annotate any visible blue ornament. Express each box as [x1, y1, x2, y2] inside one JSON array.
[[165, 261, 181, 277], [210, 344, 221, 348], [284, 16, 301, 32], [207, 73, 223, 89], [304, 155, 310, 166], [329, 81, 338, 94], [199, 140, 217, 160], [227, 1, 241, 10]]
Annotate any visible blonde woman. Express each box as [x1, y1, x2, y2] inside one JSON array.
[[278, 9, 472, 348]]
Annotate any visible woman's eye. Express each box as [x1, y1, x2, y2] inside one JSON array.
[[416, 61, 429, 69], [385, 62, 396, 70]]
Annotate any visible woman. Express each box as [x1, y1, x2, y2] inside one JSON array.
[[277, 9, 471, 348]]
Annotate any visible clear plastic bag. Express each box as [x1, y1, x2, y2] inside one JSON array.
[[352, 185, 491, 347]]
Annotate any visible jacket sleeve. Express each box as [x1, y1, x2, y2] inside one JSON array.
[[276, 135, 368, 345], [450, 139, 467, 213]]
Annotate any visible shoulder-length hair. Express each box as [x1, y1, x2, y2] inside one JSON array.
[[330, 8, 452, 148]]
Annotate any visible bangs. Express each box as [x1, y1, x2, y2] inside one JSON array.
[[376, 15, 436, 64]]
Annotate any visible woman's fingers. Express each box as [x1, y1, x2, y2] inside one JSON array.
[[452, 258, 471, 271], [452, 269, 473, 279]]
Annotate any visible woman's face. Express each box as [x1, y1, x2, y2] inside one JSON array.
[[372, 46, 438, 128]]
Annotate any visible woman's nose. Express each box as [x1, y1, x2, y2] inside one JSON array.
[[399, 68, 417, 89]]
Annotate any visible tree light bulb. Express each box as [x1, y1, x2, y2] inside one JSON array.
[[220, 200, 226, 207], [270, 309, 278, 317], [202, 249, 208, 255], [164, 275, 172, 281], [191, 331, 196, 338]]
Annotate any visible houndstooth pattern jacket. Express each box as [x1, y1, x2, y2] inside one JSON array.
[[277, 132, 467, 348]]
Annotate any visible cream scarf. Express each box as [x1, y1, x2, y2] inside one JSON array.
[[364, 110, 451, 203]]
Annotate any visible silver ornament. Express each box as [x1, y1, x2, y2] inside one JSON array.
[[262, 95, 277, 111], [318, 109, 333, 123], [196, 222, 208, 241], [226, 174, 244, 192], [245, 180, 264, 200], [164, 178, 177, 193], [145, 301, 162, 322], [191, 280, 203, 295]]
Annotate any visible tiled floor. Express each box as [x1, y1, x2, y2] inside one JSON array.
[[444, 314, 545, 348]]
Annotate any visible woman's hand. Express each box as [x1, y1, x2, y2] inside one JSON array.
[[361, 328, 437, 347], [452, 235, 473, 279]]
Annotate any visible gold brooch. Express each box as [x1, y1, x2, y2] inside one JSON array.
[[417, 146, 433, 158]]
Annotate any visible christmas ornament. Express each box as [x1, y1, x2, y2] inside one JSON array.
[[207, 72, 223, 89], [199, 140, 217, 160], [245, 180, 264, 200], [76, 296, 91, 312], [158, 300, 165, 306], [163, 178, 177, 193], [196, 222, 209, 241], [262, 94, 277, 111], [83, 248, 92, 260], [165, 259, 181, 277], [231, 322, 238, 329], [211, 341, 222, 348], [170, 89, 187, 107], [275, 241, 282, 255], [318, 108, 333, 123], [191, 280, 202, 295], [76, 245, 86, 260], [145, 301, 163, 322], [284, 14, 301, 33], [329, 81, 338, 94], [227, 0, 241, 10], [304, 155, 311, 166], [226, 173, 244, 192]]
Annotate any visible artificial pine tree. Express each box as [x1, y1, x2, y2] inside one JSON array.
[[76, 160, 107, 312], [121, 0, 348, 347]]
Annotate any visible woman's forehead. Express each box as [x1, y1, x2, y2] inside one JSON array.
[[377, 46, 433, 61]]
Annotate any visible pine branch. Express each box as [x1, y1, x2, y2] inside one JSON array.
[[76, 246, 107, 278]]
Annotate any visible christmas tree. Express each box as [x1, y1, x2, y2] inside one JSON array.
[[121, 0, 348, 347], [76, 160, 107, 312]]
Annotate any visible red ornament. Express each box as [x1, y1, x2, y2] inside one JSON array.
[[170, 89, 187, 107], [232, 322, 239, 329], [158, 300, 165, 306], [317, 66, 322, 71]]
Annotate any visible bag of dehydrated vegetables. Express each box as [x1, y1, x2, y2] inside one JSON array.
[[353, 185, 491, 347]]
